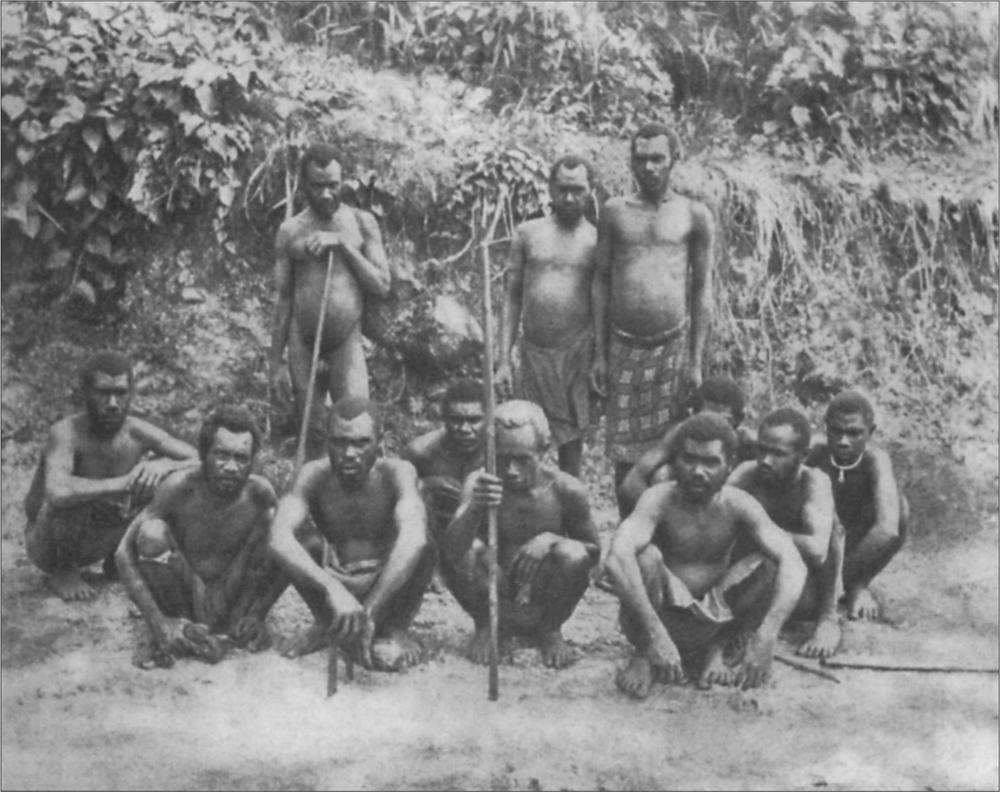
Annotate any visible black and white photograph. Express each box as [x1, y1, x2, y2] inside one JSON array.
[[1, 2, 997, 789]]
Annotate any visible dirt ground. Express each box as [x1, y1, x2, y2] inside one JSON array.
[[2, 408, 997, 792]]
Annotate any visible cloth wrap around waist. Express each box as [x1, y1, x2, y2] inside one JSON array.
[[605, 321, 689, 463], [519, 330, 593, 446]]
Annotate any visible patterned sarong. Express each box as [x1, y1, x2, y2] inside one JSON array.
[[661, 553, 765, 625], [605, 323, 688, 463], [520, 330, 593, 446]]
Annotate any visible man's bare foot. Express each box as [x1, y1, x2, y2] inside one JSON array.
[[797, 616, 841, 658], [697, 642, 739, 689], [132, 638, 174, 670], [846, 586, 880, 620], [539, 629, 576, 669], [182, 623, 227, 664], [48, 569, 96, 601], [371, 631, 424, 671], [466, 625, 493, 665], [282, 622, 329, 658], [615, 653, 654, 699]]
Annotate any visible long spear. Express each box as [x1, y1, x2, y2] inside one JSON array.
[[290, 247, 354, 697], [479, 192, 506, 701]]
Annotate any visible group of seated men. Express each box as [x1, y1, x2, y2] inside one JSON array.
[[25, 351, 906, 696]]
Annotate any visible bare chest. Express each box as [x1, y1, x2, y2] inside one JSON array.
[[614, 201, 693, 249], [498, 489, 563, 547], [314, 486, 396, 544], [74, 433, 147, 478], [655, 506, 735, 563], [173, 496, 259, 560]]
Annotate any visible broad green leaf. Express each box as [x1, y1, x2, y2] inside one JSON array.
[[195, 85, 216, 116], [89, 189, 108, 210], [50, 96, 87, 131], [85, 232, 111, 259], [791, 105, 811, 128], [105, 117, 127, 142], [45, 248, 73, 270], [82, 124, 103, 153], [1, 94, 26, 120], [65, 181, 88, 203], [15, 145, 34, 165]]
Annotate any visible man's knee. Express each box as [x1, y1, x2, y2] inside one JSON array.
[[897, 495, 910, 546], [136, 519, 174, 560], [549, 538, 594, 574], [25, 504, 73, 572]]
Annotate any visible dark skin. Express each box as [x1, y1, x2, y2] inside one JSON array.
[[26, 372, 198, 601], [268, 412, 430, 670], [269, 160, 390, 459], [496, 164, 598, 477], [607, 437, 806, 698], [618, 402, 755, 516], [445, 421, 600, 668], [729, 423, 843, 659], [807, 410, 906, 620], [402, 400, 485, 536], [116, 427, 279, 663]]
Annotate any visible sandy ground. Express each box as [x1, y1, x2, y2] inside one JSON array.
[[2, 429, 998, 791]]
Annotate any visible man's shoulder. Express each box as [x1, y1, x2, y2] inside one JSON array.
[[405, 427, 447, 460], [338, 203, 376, 229], [47, 413, 83, 444], [551, 468, 589, 503], [378, 456, 419, 487], [246, 473, 278, 504], [728, 460, 758, 489]]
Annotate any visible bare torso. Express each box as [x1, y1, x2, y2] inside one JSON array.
[[495, 468, 569, 571], [161, 471, 275, 581], [517, 217, 596, 348], [605, 195, 697, 336], [67, 415, 162, 479], [648, 483, 745, 598], [407, 429, 482, 520], [283, 206, 367, 353], [307, 458, 403, 565], [729, 463, 809, 535]]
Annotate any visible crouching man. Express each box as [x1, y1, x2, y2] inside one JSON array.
[[116, 407, 282, 668], [443, 400, 600, 669], [607, 414, 806, 697], [26, 351, 198, 601], [269, 397, 434, 672]]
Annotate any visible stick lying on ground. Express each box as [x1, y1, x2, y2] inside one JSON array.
[[822, 655, 1000, 674], [774, 654, 841, 683]]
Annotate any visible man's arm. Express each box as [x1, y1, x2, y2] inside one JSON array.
[[269, 222, 295, 390], [115, 480, 199, 656], [735, 490, 807, 640], [268, 464, 366, 638], [443, 471, 487, 566], [794, 469, 836, 568], [362, 462, 429, 628], [605, 487, 675, 656], [496, 227, 527, 396], [129, 420, 199, 489], [590, 202, 614, 396], [42, 422, 130, 508], [853, 448, 902, 553], [559, 476, 601, 552], [687, 201, 715, 386], [618, 430, 677, 514], [342, 210, 391, 298]]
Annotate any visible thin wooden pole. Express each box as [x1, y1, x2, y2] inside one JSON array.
[[479, 194, 506, 701]]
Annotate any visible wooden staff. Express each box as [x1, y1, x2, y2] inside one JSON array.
[[774, 654, 841, 684], [479, 194, 506, 701], [290, 248, 353, 697]]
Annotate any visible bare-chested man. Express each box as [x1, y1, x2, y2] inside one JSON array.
[[592, 123, 715, 514], [402, 379, 484, 541], [270, 143, 391, 460], [116, 407, 282, 668], [618, 376, 757, 516], [443, 400, 599, 668], [24, 352, 198, 601], [729, 408, 843, 659], [495, 155, 598, 477], [607, 414, 806, 698], [269, 397, 434, 671], [806, 390, 908, 620]]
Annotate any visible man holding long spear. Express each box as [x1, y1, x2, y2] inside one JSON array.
[[269, 143, 390, 460]]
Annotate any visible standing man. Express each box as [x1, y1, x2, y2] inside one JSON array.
[[806, 390, 908, 621], [24, 352, 198, 601], [116, 407, 282, 668], [442, 400, 600, 669], [607, 414, 806, 697], [729, 408, 843, 659], [402, 379, 485, 541], [592, 123, 715, 512], [269, 397, 434, 672], [495, 155, 598, 477], [269, 143, 391, 460]]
